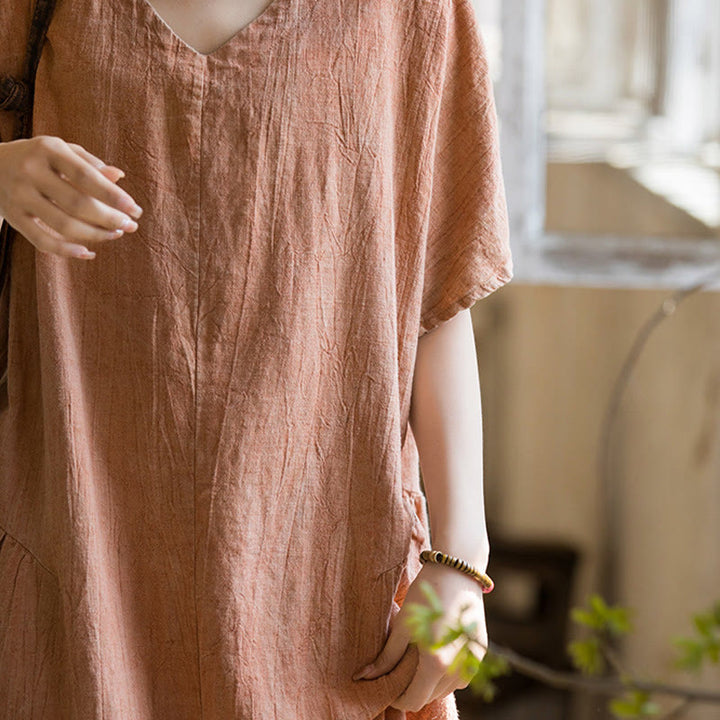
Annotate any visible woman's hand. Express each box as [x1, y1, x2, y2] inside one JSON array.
[[0, 135, 142, 260], [353, 562, 488, 712]]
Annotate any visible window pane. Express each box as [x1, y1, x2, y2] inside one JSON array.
[[472, 0, 502, 82], [544, 0, 720, 240]]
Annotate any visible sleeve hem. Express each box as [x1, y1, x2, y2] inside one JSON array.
[[418, 264, 514, 337]]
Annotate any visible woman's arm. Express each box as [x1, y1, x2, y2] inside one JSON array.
[[409, 307, 490, 571], [354, 306, 493, 711]]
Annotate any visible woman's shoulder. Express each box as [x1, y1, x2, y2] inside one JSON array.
[[403, 0, 470, 31]]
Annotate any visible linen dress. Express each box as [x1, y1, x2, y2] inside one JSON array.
[[0, 0, 513, 716]]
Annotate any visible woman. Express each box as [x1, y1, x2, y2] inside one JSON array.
[[0, 0, 513, 716]]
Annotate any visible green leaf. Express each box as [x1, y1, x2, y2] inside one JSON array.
[[403, 602, 442, 649], [711, 602, 720, 626], [609, 690, 660, 719], [693, 613, 714, 639], [466, 652, 512, 703], [568, 637, 605, 675], [605, 606, 633, 636], [672, 604, 720, 672], [672, 637, 705, 672], [609, 698, 641, 718], [485, 653, 511, 676], [469, 673, 499, 703], [590, 594, 609, 617], [708, 643, 720, 663], [571, 608, 604, 631], [418, 581, 444, 615], [431, 625, 464, 650], [447, 645, 476, 678], [571, 595, 632, 636]]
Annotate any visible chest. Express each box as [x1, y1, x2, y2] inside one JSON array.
[[143, 0, 276, 55]]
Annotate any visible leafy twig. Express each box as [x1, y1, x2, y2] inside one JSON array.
[[486, 640, 720, 705], [403, 582, 720, 718]]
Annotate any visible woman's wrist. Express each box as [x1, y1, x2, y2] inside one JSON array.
[[426, 532, 490, 573], [417, 560, 488, 600], [419, 547, 494, 593]]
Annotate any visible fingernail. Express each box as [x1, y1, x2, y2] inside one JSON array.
[[352, 664, 373, 681], [74, 248, 96, 259], [121, 217, 138, 232], [119, 197, 143, 219]]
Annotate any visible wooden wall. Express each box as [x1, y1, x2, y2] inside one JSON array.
[[469, 162, 720, 718]]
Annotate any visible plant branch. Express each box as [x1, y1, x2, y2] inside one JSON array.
[[602, 639, 634, 679], [661, 698, 693, 720], [488, 640, 720, 706], [597, 267, 720, 601]]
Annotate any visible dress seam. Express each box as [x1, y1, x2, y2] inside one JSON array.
[[0, 521, 60, 583], [193, 68, 206, 719]]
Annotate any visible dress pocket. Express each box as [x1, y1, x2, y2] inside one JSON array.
[[373, 487, 429, 582], [0, 524, 65, 718], [402, 488, 430, 545]]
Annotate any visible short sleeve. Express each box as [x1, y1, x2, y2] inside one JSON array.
[[418, 0, 513, 337]]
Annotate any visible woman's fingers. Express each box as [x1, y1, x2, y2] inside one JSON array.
[[387, 618, 472, 712], [353, 623, 411, 681], [97, 165, 125, 183], [389, 654, 468, 711], [389, 657, 443, 712], [0, 135, 144, 260], [67, 142, 113, 171], [13, 212, 97, 259], [22, 187, 126, 246], [42, 137, 142, 219], [431, 666, 470, 701], [31, 163, 135, 237], [68, 143, 126, 183]]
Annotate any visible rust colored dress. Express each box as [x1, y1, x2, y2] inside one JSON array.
[[0, 0, 513, 716]]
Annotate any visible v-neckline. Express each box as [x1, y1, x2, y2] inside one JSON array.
[[137, 0, 293, 59]]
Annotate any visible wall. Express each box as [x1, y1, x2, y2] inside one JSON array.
[[469, 158, 720, 718]]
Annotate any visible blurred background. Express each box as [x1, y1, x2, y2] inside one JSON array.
[[454, 1, 720, 719]]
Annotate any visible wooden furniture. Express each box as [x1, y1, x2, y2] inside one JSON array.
[[455, 530, 581, 720]]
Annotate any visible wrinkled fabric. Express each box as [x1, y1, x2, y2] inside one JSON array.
[[0, 0, 513, 716]]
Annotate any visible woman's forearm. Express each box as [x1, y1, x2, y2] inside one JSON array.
[[409, 308, 490, 571]]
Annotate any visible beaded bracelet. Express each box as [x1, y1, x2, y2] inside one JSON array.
[[419, 549, 494, 594]]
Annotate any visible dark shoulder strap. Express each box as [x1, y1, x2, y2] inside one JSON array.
[[0, 0, 59, 137], [0, 1, 59, 407]]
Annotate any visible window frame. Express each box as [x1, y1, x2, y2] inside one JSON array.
[[496, 0, 720, 291]]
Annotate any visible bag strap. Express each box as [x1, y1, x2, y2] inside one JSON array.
[[0, 0, 59, 405], [0, 0, 59, 138]]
